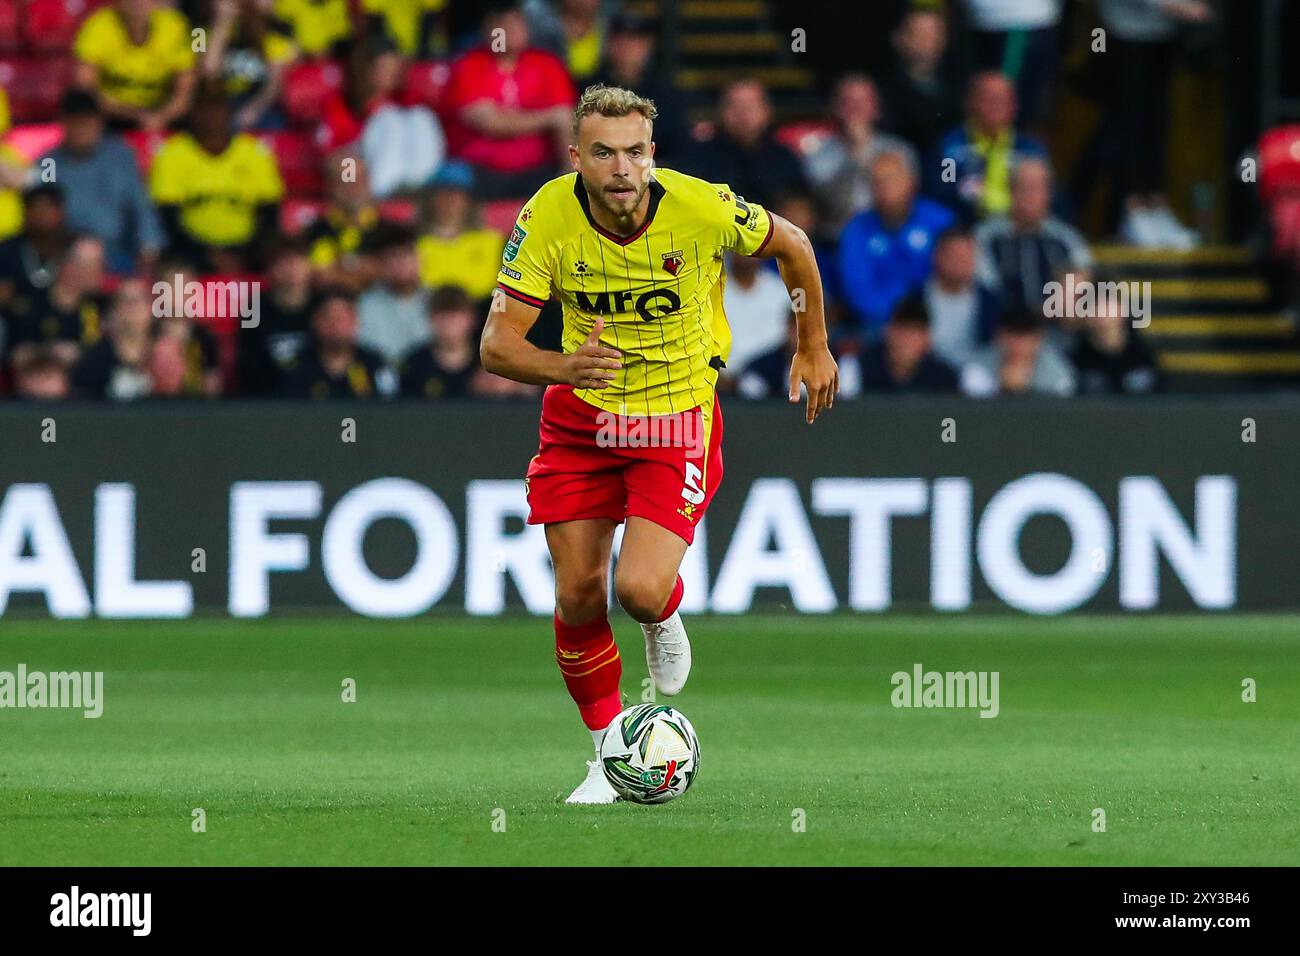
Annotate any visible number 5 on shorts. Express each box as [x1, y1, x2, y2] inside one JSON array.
[[682, 463, 706, 505]]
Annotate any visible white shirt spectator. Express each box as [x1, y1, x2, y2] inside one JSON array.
[[723, 263, 792, 378], [925, 280, 981, 368], [357, 286, 431, 365], [963, 0, 1061, 31]]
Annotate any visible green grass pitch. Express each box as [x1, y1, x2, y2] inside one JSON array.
[[1, 614, 1296, 866]]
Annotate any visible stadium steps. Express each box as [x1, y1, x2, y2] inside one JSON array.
[[1091, 243, 1300, 392], [628, 0, 816, 115]]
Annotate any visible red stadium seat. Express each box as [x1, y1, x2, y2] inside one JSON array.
[[0, 56, 73, 123], [120, 128, 169, 175], [481, 197, 525, 235], [280, 198, 326, 234], [774, 119, 836, 157], [0, 0, 23, 55], [401, 60, 451, 112], [3, 121, 63, 161], [23, 0, 83, 55], [282, 59, 345, 127], [257, 130, 323, 197], [1258, 125, 1300, 203], [377, 198, 416, 224]]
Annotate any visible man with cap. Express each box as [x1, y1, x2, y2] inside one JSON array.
[[41, 91, 164, 276]]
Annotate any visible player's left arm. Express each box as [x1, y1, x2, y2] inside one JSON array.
[[753, 213, 839, 424]]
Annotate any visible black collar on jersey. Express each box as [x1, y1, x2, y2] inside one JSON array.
[[572, 175, 665, 246]]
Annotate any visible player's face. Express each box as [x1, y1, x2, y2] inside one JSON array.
[[571, 114, 656, 219]]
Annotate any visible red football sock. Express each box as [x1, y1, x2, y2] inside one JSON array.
[[651, 575, 684, 623], [554, 613, 622, 730]]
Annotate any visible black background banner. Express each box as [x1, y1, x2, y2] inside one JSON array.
[[0, 398, 1294, 616]]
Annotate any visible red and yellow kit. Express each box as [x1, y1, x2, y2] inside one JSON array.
[[496, 167, 774, 542]]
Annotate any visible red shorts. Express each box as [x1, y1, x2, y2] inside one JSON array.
[[525, 385, 724, 544]]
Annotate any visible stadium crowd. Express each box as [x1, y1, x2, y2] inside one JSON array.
[[0, 0, 1216, 401]]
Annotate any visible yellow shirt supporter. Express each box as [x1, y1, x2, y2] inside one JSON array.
[[0, 89, 22, 240], [362, 0, 446, 57], [272, 0, 353, 56], [496, 168, 775, 417], [74, 6, 196, 110], [418, 228, 504, 300], [150, 133, 284, 247]]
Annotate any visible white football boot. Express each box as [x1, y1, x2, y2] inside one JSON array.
[[565, 759, 620, 804], [641, 612, 692, 696]]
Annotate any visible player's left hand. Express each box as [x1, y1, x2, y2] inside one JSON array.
[[789, 346, 839, 424]]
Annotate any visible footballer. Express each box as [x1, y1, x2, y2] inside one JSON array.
[[480, 84, 838, 803]]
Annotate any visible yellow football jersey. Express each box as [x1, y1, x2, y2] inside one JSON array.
[[418, 228, 504, 300], [272, 0, 353, 56], [496, 168, 775, 417], [74, 6, 196, 110], [150, 133, 284, 247]]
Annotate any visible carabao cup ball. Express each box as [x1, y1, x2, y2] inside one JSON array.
[[599, 704, 701, 804]]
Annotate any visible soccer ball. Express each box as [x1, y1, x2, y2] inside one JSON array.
[[599, 704, 701, 804]]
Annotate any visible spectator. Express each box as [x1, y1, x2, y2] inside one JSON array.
[[70, 279, 158, 400], [844, 297, 960, 395], [73, 0, 197, 132], [41, 91, 165, 276], [202, 0, 300, 131], [687, 79, 807, 209], [6, 235, 107, 373], [0, 88, 28, 242], [307, 154, 383, 293], [975, 158, 1092, 315], [591, 12, 688, 162], [877, 6, 962, 155], [441, 2, 576, 200], [772, 192, 840, 318], [238, 236, 315, 395], [930, 71, 1048, 223], [961, 305, 1076, 397], [398, 285, 486, 398], [0, 187, 69, 316], [271, 0, 352, 57], [736, 313, 797, 400], [720, 252, 792, 390], [357, 224, 431, 365], [318, 39, 446, 197], [1098, 0, 1212, 248], [152, 268, 224, 397], [838, 151, 955, 340], [961, 0, 1063, 130], [924, 226, 1000, 368], [11, 346, 73, 400], [416, 162, 505, 305], [278, 289, 397, 398], [803, 74, 919, 238], [1071, 300, 1162, 395], [362, 0, 448, 59], [526, 0, 608, 83], [150, 85, 285, 273]]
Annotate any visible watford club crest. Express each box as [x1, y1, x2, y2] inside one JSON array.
[[661, 251, 685, 276]]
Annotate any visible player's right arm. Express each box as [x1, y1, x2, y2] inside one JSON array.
[[482, 187, 622, 389], [480, 298, 622, 389]]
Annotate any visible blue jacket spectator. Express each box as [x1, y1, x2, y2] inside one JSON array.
[[928, 72, 1048, 223], [838, 150, 955, 338]]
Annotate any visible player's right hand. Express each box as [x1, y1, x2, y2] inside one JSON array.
[[564, 318, 623, 389]]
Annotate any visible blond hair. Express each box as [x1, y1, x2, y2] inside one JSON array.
[[572, 84, 658, 138]]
